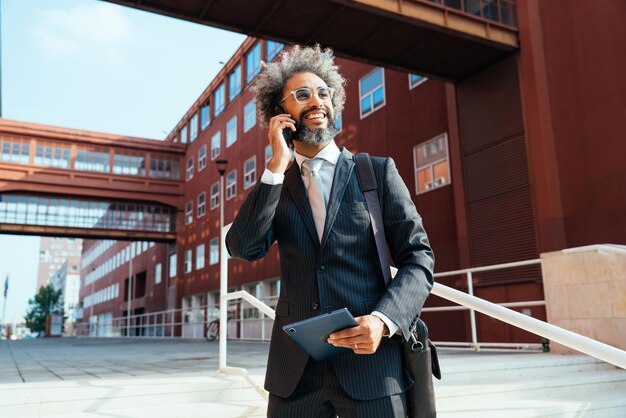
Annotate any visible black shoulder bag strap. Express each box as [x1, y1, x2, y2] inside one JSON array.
[[353, 153, 442, 380], [353, 153, 393, 286]]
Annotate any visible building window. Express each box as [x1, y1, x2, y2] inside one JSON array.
[[226, 170, 237, 200], [214, 83, 225, 117], [413, 133, 451, 195], [266, 41, 283, 62], [246, 43, 261, 83], [335, 110, 342, 133], [226, 116, 237, 147], [169, 253, 176, 278], [209, 238, 219, 265], [155, 263, 162, 284], [198, 145, 207, 171], [190, 113, 198, 142], [181, 125, 188, 144], [210, 182, 220, 209], [359, 67, 385, 118], [197, 192, 206, 218], [184, 249, 192, 273], [229, 65, 242, 102], [185, 201, 193, 225], [113, 151, 144, 176], [149, 155, 180, 180], [211, 132, 221, 160], [186, 157, 194, 181], [244, 100, 256, 132], [201, 103, 210, 130], [244, 156, 256, 190], [34, 144, 69, 168], [265, 145, 273, 168], [75, 148, 110, 173], [1, 139, 30, 164], [196, 244, 205, 270], [409, 73, 427, 89]]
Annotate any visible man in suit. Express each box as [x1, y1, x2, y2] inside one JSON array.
[[226, 44, 434, 418]]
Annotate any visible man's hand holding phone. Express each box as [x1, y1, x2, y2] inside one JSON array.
[[267, 113, 296, 175]]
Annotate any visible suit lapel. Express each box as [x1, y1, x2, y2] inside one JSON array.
[[284, 162, 320, 247], [320, 148, 354, 248]]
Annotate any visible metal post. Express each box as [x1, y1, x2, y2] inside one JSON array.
[[219, 172, 227, 368], [467, 271, 479, 350], [126, 250, 133, 337], [216, 159, 228, 370]]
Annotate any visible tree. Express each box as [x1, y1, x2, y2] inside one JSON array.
[[24, 285, 64, 334]]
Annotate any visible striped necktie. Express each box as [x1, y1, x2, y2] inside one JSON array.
[[302, 158, 326, 242]]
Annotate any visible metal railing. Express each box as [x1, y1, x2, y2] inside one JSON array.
[[427, 258, 544, 350]]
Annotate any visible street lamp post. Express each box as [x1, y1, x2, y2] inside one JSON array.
[[126, 248, 133, 337], [215, 159, 228, 369], [90, 267, 95, 336]]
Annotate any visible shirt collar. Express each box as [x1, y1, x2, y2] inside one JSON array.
[[295, 140, 341, 173]]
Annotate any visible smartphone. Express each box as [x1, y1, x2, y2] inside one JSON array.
[[276, 106, 301, 148], [282, 127, 294, 148]]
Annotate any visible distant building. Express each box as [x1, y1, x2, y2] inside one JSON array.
[[37, 237, 83, 290], [49, 257, 81, 334]]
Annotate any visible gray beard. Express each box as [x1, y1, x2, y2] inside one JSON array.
[[297, 119, 337, 146]]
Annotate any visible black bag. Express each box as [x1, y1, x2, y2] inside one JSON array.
[[354, 153, 441, 418]]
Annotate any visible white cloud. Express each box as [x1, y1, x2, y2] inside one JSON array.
[[30, 2, 134, 66]]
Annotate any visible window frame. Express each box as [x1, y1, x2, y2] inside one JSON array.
[[209, 237, 219, 265], [198, 145, 207, 171], [244, 100, 256, 133], [196, 243, 205, 270], [243, 156, 257, 190], [197, 192, 206, 218], [409, 74, 428, 89], [228, 64, 242, 102], [210, 182, 220, 210], [185, 200, 193, 225], [246, 43, 261, 83], [359, 67, 386, 119], [214, 83, 225, 117], [189, 113, 199, 142], [184, 249, 192, 273], [226, 170, 237, 200], [186, 156, 194, 181], [226, 116, 238, 147], [413, 133, 451, 195], [211, 131, 221, 160]]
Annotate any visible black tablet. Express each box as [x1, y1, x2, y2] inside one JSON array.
[[282, 308, 358, 361]]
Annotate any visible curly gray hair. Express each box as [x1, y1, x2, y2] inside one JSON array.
[[250, 44, 346, 127]]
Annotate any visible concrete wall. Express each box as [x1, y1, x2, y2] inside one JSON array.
[[541, 245, 626, 353]]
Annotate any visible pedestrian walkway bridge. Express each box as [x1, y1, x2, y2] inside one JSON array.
[[104, 0, 519, 82], [0, 119, 185, 241]]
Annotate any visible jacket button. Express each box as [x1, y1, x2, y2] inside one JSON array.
[[317, 265, 325, 272], [312, 303, 319, 310]]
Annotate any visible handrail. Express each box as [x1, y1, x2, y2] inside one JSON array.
[[220, 284, 626, 375], [434, 258, 540, 277], [430, 283, 626, 369]]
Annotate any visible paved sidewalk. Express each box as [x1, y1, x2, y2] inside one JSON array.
[[1, 338, 270, 417], [2, 338, 624, 417]]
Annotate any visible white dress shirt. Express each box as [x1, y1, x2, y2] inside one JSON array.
[[261, 141, 400, 337]]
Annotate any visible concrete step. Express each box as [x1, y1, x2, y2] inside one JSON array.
[[435, 353, 626, 417], [438, 353, 617, 383], [438, 391, 626, 418]]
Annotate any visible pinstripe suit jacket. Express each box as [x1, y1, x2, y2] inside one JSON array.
[[226, 147, 434, 400]]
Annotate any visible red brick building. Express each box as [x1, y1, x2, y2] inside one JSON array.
[[68, 1, 625, 343]]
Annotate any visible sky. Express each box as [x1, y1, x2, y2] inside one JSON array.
[[0, 0, 247, 323]]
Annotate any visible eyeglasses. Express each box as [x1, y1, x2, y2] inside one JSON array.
[[279, 87, 335, 105]]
